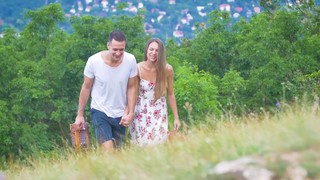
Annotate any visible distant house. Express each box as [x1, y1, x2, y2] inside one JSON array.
[[234, 6, 243, 13], [124, 2, 138, 13], [196, 6, 206, 16], [85, 0, 93, 4], [138, 2, 144, 8], [146, 28, 156, 34], [233, 12, 240, 18], [157, 15, 164, 23], [186, 13, 193, 21], [70, 6, 76, 14], [85, 5, 92, 12], [181, 18, 187, 25], [173, 30, 183, 38], [77, 0, 83, 11], [144, 22, 156, 35], [254, 6, 261, 13], [219, 4, 231, 12], [169, 0, 176, 5], [101, 0, 108, 9]]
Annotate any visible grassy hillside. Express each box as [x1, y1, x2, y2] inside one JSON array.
[[3, 100, 320, 179]]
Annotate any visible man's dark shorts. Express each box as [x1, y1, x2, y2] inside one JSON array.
[[90, 108, 126, 148]]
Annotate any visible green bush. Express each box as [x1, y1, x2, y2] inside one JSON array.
[[173, 63, 221, 124]]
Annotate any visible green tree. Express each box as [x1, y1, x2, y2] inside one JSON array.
[[21, 3, 66, 59], [185, 10, 236, 77], [174, 64, 221, 124], [219, 70, 247, 114], [229, 3, 317, 108], [0, 29, 25, 158], [2, 3, 68, 157], [68, 15, 114, 61]]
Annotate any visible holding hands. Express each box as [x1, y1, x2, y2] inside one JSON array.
[[120, 112, 134, 127]]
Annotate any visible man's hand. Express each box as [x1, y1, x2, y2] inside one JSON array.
[[119, 112, 134, 127], [74, 115, 85, 129]]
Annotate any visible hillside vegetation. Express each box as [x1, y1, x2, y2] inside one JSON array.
[[3, 100, 320, 179]]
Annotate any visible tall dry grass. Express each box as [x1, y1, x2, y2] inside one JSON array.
[[3, 100, 320, 180]]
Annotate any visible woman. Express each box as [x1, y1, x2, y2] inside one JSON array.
[[130, 38, 181, 147]]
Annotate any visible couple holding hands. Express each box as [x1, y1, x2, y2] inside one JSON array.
[[74, 30, 181, 151]]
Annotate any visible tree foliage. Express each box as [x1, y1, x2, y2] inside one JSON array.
[[219, 70, 247, 114], [174, 64, 221, 123]]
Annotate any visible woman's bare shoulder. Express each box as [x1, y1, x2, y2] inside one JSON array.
[[166, 63, 174, 75]]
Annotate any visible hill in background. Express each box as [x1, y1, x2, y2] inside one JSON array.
[[1, 0, 268, 41]]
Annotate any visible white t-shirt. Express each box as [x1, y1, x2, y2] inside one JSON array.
[[84, 51, 137, 118]]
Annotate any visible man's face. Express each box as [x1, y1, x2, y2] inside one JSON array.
[[107, 39, 126, 62]]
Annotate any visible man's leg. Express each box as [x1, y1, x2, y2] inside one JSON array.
[[90, 108, 114, 151], [101, 140, 114, 151], [110, 117, 126, 149]]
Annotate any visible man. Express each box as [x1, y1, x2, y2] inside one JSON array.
[[74, 30, 137, 151]]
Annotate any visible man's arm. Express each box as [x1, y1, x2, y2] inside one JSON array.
[[75, 76, 94, 127], [120, 75, 138, 127]]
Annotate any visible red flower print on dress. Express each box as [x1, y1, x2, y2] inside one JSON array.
[[140, 85, 146, 94], [146, 117, 151, 127], [159, 126, 165, 135], [131, 123, 136, 132], [136, 98, 141, 105], [148, 82, 155, 87], [147, 132, 154, 140], [149, 99, 156, 107], [153, 109, 161, 119], [135, 113, 143, 121], [162, 115, 167, 123], [141, 107, 148, 114], [139, 126, 146, 137]]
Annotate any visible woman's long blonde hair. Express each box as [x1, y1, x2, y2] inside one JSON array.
[[144, 38, 167, 100]]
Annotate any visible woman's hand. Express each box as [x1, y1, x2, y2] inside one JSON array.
[[174, 119, 181, 131]]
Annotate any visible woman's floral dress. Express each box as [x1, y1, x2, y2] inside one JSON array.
[[130, 78, 168, 147]]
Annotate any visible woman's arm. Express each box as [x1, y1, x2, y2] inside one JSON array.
[[166, 64, 181, 131]]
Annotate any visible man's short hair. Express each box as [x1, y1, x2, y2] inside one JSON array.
[[108, 30, 126, 43]]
